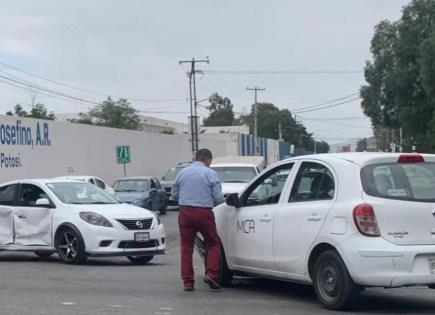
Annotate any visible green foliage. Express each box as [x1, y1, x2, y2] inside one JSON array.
[[315, 141, 330, 154], [203, 93, 235, 126], [239, 102, 324, 150], [361, 0, 435, 152], [6, 104, 55, 120], [69, 97, 141, 130], [356, 138, 368, 152]]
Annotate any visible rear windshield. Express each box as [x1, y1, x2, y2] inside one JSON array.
[[361, 162, 435, 202]]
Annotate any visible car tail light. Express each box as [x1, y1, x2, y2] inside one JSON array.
[[353, 204, 380, 237], [398, 154, 424, 163]]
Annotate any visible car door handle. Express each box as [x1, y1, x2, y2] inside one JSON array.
[[260, 215, 272, 222], [18, 214, 27, 219], [308, 215, 322, 222]]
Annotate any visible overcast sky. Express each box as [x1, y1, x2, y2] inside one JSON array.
[[0, 0, 411, 145]]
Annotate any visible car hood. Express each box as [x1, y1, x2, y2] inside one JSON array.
[[67, 203, 155, 218], [221, 182, 248, 195], [114, 191, 149, 203]]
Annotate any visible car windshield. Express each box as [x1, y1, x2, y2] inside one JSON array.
[[163, 167, 184, 181], [361, 162, 435, 202], [47, 182, 119, 205], [211, 166, 257, 183], [113, 180, 149, 192]]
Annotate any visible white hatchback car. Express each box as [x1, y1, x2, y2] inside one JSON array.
[[0, 179, 165, 264], [197, 153, 435, 310]]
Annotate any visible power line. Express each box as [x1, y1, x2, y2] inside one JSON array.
[[298, 116, 367, 121], [201, 70, 362, 75], [290, 93, 359, 112], [293, 97, 362, 114], [0, 74, 101, 106], [0, 61, 185, 103]]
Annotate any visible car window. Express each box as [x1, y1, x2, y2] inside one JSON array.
[[47, 182, 119, 204], [18, 184, 50, 207], [0, 184, 17, 206], [361, 162, 435, 201], [113, 180, 149, 192], [241, 163, 293, 207], [211, 166, 257, 183], [289, 162, 335, 202], [150, 179, 157, 189], [94, 178, 106, 189], [152, 179, 161, 189]]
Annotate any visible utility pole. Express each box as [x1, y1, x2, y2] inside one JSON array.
[[278, 121, 283, 141], [179, 57, 209, 157], [246, 86, 266, 155]]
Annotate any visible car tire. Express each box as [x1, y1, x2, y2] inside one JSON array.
[[159, 201, 167, 215], [127, 255, 154, 264], [34, 251, 54, 258], [217, 247, 233, 287], [313, 250, 359, 310], [55, 227, 87, 265]]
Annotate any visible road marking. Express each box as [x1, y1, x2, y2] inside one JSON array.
[[61, 302, 76, 306], [110, 305, 124, 308], [159, 308, 173, 311]]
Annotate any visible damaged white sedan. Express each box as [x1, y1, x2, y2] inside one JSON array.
[[0, 179, 166, 264]]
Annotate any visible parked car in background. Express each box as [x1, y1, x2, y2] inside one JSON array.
[[54, 175, 115, 194], [0, 179, 165, 265], [113, 176, 168, 215], [210, 156, 265, 197], [160, 162, 191, 206], [197, 153, 435, 310]]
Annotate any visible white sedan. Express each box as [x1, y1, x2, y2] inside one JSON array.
[[198, 153, 435, 310], [0, 179, 166, 264]]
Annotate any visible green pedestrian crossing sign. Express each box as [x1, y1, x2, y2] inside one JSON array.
[[116, 145, 131, 164]]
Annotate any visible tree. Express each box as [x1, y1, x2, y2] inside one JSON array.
[[69, 97, 141, 130], [356, 138, 368, 152], [361, 0, 435, 152], [6, 103, 55, 120], [203, 93, 235, 126], [239, 102, 321, 149], [315, 141, 330, 153]]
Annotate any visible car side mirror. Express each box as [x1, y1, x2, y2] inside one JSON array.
[[35, 198, 52, 208], [226, 193, 240, 207]]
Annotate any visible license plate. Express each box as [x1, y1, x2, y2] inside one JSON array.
[[427, 256, 435, 274], [135, 232, 150, 242]]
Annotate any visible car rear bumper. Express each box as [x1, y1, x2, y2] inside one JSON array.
[[339, 236, 435, 287]]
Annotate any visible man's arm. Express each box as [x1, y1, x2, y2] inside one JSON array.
[[210, 172, 225, 206], [172, 174, 181, 202]]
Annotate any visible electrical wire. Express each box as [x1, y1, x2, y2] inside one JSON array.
[[201, 70, 362, 75], [292, 97, 362, 114], [0, 61, 186, 103]]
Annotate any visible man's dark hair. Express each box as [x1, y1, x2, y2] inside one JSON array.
[[195, 148, 212, 162]]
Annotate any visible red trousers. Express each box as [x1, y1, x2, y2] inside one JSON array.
[[178, 206, 221, 285]]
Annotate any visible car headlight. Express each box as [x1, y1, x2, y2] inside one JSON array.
[[153, 213, 161, 226], [79, 212, 113, 227]]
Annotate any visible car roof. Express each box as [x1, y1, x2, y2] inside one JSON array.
[[279, 152, 435, 167], [0, 178, 86, 186], [53, 176, 92, 180], [210, 163, 258, 168], [114, 176, 155, 181]]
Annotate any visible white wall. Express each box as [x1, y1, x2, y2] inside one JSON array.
[[0, 115, 228, 185]]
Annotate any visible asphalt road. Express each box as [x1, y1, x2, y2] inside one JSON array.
[[1, 211, 435, 315]]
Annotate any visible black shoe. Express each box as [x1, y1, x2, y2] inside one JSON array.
[[183, 283, 195, 291], [204, 275, 221, 290]]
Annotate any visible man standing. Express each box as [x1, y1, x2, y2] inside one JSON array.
[[172, 148, 225, 291]]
